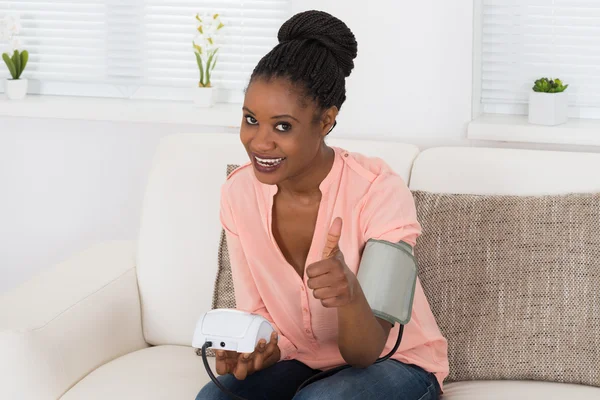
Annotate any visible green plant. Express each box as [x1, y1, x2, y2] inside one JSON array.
[[194, 45, 219, 88], [193, 13, 224, 88], [2, 49, 28, 80], [532, 77, 568, 93]]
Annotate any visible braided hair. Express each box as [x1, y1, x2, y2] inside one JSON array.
[[250, 10, 358, 112]]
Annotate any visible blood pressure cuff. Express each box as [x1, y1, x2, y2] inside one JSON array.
[[356, 239, 418, 326]]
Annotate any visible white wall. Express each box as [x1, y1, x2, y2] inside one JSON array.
[[0, 117, 235, 293], [292, 0, 475, 140]]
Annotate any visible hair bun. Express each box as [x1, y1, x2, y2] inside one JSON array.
[[277, 10, 358, 78]]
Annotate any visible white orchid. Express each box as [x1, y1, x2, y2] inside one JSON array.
[[1, 14, 23, 51], [194, 12, 224, 48], [5, 14, 22, 35], [1, 14, 21, 40], [193, 12, 225, 87]]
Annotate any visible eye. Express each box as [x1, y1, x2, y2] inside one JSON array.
[[275, 122, 292, 132], [245, 115, 258, 125]]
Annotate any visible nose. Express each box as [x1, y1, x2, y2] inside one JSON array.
[[251, 126, 276, 153]]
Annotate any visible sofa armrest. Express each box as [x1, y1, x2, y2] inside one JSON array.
[[0, 241, 149, 400]]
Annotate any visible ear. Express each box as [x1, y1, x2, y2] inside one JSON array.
[[320, 106, 339, 138]]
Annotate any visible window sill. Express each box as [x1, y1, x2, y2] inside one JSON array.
[[0, 95, 242, 127], [468, 114, 600, 147]]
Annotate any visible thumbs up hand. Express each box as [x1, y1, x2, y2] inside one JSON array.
[[306, 218, 358, 308]]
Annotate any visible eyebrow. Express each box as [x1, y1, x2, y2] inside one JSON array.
[[242, 107, 300, 123], [272, 114, 300, 122]]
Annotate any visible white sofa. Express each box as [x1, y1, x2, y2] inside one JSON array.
[[2, 133, 600, 400]]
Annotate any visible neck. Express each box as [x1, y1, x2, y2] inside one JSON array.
[[277, 144, 335, 198]]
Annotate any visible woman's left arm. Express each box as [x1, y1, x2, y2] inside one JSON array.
[[306, 218, 392, 367], [306, 173, 420, 368]]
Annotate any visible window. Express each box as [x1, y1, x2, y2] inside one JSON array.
[[475, 0, 600, 119], [0, 0, 291, 103]]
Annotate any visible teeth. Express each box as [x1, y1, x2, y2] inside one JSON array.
[[255, 156, 284, 167]]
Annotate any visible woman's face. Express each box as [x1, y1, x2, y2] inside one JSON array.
[[240, 77, 336, 186]]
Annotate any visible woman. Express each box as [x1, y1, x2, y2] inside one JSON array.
[[197, 10, 448, 400]]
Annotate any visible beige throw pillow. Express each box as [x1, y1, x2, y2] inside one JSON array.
[[211, 164, 240, 310], [412, 191, 600, 387]]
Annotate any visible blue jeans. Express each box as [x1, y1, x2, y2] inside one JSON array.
[[195, 359, 441, 400]]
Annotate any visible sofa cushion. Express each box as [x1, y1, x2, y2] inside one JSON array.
[[61, 345, 213, 400], [442, 380, 600, 400], [409, 147, 600, 196], [413, 191, 600, 387], [60, 346, 600, 400]]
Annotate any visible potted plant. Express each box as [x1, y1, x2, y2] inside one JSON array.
[[528, 77, 569, 126], [192, 13, 225, 107], [2, 49, 29, 99], [1, 14, 29, 100]]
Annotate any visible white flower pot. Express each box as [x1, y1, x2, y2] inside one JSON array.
[[4, 78, 28, 100], [528, 91, 568, 126], [193, 87, 215, 107]]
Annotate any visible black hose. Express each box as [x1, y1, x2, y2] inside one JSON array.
[[201, 342, 248, 400]]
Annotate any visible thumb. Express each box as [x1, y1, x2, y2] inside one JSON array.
[[322, 217, 343, 259]]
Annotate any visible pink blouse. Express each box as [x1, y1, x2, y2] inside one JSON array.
[[220, 146, 449, 389]]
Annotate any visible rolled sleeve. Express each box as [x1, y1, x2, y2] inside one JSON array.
[[360, 173, 422, 246]]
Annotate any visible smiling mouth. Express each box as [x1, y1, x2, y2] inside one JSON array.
[[254, 155, 286, 168]]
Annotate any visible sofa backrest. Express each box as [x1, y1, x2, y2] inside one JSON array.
[[410, 147, 600, 195], [136, 133, 420, 346]]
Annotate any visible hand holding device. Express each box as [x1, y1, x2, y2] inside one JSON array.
[[193, 309, 279, 380], [215, 330, 280, 380], [193, 309, 280, 399]]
